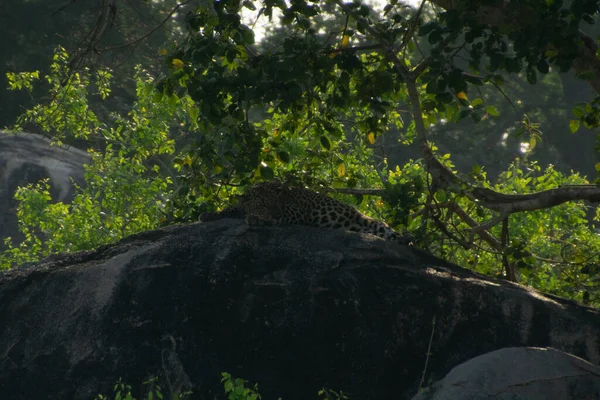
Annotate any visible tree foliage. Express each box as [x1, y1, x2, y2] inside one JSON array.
[[3, 0, 600, 307], [0, 50, 184, 268]]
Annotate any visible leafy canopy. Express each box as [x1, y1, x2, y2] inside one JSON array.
[[3, 1, 600, 306]]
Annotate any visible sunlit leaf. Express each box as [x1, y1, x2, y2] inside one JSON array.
[[485, 106, 500, 116], [530, 135, 537, 150], [569, 119, 580, 133], [338, 163, 346, 176], [367, 132, 376, 144], [341, 35, 351, 48], [172, 59, 185, 69]]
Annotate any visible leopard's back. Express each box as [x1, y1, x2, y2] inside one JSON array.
[[200, 181, 411, 244]]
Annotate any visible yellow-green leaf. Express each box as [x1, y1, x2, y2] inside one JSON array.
[[172, 58, 185, 69], [485, 106, 500, 117], [569, 119, 580, 133], [338, 163, 346, 177], [341, 35, 351, 48], [320, 135, 331, 150], [529, 135, 537, 150], [189, 106, 199, 122], [434, 190, 447, 202], [367, 132, 376, 144]]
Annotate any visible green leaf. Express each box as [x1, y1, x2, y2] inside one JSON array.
[[464, 74, 484, 86], [505, 57, 522, 73], [489, 53, 503, 71], [426, 80, 440, 94], [434, 190, 447, 202], [419, 22, 439, 36], [471, 98, 484, 106], [530, 135, 537, 150], [526, 65, 537, 84], [465, 30, 475, 43], [189, 107, 199, 121], [277, 150, 290, 163], [536, 59, 549, 74], [470, 110, 483, 122], [485, 106, 500, 116], [448, 69, 467, 92], [569, 119, 581, 133], [320, 135, 331, 150], [572, 106, 585, 118], [428, 30, 442, 44], [455, 108, 471, 122], [243, 1, 256, 10], [435, 92, 454, 104], [259, 165, 274, 179], [238, 25, 255, 45]]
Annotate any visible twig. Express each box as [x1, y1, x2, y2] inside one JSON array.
[[418, 315, 436, 392]]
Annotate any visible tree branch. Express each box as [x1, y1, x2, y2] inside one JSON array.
[[472, 185, 600, 213], [336, 0, 600, 235]]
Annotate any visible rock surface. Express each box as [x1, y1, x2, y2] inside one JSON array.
[[412, 347, 600, 400], [0, 132, 89, 248], [0, 219, 599, 400]]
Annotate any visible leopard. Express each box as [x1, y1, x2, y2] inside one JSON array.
[[199, 181, 413, 245]]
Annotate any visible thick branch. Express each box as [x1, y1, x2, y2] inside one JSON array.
[[473, 185, 600, 213], [334, 0, 467, 194]]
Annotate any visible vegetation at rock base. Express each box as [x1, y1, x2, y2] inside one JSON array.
[[94, 374, 348, 400], [2, 0, 600, 307], [94, 377, 190, 400]]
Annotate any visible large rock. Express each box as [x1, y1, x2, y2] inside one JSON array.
[[0, 132, 89, 247], [0, 219, 598, 400], [413, 347, 600, 400]]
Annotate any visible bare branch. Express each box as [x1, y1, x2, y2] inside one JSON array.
[[471, 212, 510, 233], [68, 0, 117, 71], [99, 1, 191, 52], [446, 202, 503, 251]]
